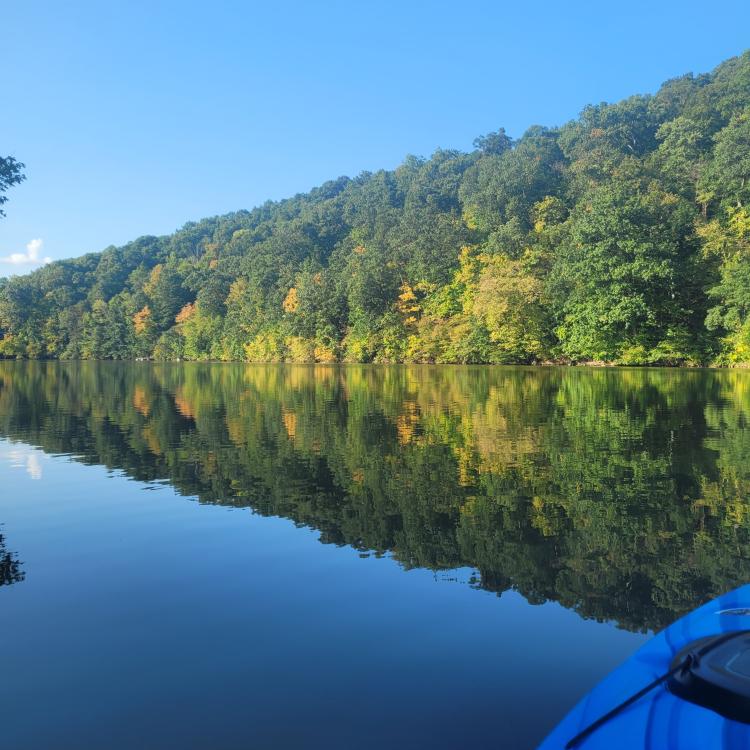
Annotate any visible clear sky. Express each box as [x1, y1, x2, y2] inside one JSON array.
[[2, 0, 749, 273]]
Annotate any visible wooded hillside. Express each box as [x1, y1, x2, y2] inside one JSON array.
[[2, 52, 750, 365]]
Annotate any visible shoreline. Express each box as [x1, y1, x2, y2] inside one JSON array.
[[1, 358, 749, 370]]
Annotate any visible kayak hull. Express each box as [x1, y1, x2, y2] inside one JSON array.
[[539, 585, 750, 749]]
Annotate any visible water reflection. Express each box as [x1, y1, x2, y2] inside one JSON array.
[[0, 531, 24, 586], [0, 361, 749, 630], [3, 444, 46, 479]]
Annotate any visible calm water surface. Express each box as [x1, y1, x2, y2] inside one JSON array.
[[1, 362, 749, 749]]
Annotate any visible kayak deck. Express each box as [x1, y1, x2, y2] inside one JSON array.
[[540, 586, 750, 749]]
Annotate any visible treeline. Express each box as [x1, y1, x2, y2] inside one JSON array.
[[2, 52, 750, 364], [2, 361, 750, 631]]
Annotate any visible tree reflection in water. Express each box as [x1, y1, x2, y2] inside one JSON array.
[[0, 532, 23, 586], [1, 360, 750, 631]]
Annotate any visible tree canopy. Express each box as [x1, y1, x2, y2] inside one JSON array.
[[0, 155, 25, 218], [3, 51, 750, 365]]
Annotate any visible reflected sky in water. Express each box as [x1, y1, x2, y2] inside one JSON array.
[[2, 361, 750, 748]]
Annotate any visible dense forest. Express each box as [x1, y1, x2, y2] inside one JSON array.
[[2, 53, 750, 364], [2, 361, 750, 631]]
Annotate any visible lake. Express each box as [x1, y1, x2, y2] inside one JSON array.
[[1, 362, 749, 749]]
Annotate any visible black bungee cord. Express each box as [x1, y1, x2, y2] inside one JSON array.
[[565, 630, 750, 749]]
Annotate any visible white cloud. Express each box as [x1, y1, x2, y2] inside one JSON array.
[[26, 453, 43, 480], [1, 238, 52, 267], [3, 446, 47, 480]]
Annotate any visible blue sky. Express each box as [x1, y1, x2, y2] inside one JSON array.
[[2, 0, 749, 273]]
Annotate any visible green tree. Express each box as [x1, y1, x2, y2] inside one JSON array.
[[0, 155, 25, 217], [554, 179, 703, 363]]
